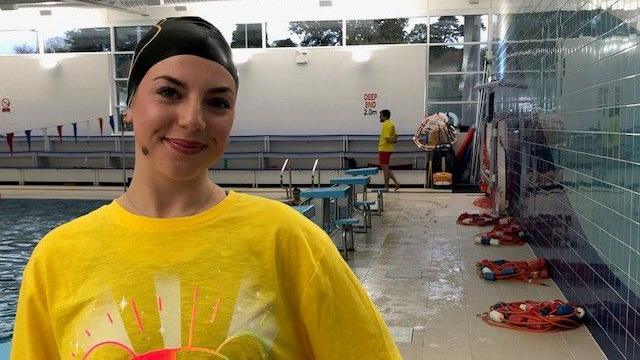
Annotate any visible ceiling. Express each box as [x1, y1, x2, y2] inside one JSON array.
[[0, 0, 327, 17], [0, 0, 236, 16]]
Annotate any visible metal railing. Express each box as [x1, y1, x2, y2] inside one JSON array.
[[279, 158, 292, 198], [310, 158, 321, 187]]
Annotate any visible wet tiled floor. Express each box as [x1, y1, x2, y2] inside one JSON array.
[[349, 192, 606, 360]]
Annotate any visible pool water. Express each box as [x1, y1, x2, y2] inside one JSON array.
[[0, 199, 109, 343], [0, 342, 9, 359]]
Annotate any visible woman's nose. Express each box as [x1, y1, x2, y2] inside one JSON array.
[[177, 98, 206, 131]]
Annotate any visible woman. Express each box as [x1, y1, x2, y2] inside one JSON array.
[[11, 17, 401, 359]]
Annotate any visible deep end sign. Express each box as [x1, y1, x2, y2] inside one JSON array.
[[363, 93, 378, 116]]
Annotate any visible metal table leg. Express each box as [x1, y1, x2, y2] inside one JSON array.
[[322, 197, 330, 233]]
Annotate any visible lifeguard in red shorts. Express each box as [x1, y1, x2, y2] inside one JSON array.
[[378, 109, 400, 191]]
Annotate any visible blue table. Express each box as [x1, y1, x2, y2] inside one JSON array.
[[345, 167, 379, 176], [292, 204, 316, 219], [300, 186, 350, 232], [0, 342, 11, 359]]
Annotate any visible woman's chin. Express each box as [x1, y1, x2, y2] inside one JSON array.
[[148, 149, 219, 181], [154, 162, 210, 182]]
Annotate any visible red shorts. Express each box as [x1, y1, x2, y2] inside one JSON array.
[[379, 151, 392, 165]]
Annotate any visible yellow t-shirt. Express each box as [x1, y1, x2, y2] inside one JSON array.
[[11, 191, 401, 360], [378, 119, 397, 152]]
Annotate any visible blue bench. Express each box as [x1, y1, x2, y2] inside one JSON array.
[[300, 186, 360, 259], [329, 175, 370, 186], [300, 185, 350, 234], [292, 204, 316, 219], [329, 174, 377, 233], [300, 185, 350, 199], [343, 168, 384, 215], [372, 189, 385, 215], [345, 167, 379, 176], [335, 217, 359, 259], [330, 176, 372, 233], [355, 200, 376, 228]]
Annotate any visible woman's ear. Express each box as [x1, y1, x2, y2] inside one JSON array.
[[123, 110, 133, 124]]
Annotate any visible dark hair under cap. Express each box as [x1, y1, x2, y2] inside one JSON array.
[[126, 16, 238, 106]]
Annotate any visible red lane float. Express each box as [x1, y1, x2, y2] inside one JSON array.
[[479, 300, 585, 332], [476, 258, 549, 284]]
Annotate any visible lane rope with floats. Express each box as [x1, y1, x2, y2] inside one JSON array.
[[479, 300, 585, 332], [476, 258, 550, 285], [473, 217, 527, 246], [456, 212, 498, 226], [457, 213, 586, 333]]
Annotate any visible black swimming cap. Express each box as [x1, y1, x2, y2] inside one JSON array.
[[126, 16, 238, 106]]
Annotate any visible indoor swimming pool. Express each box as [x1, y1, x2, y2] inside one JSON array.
[[0, 199, 109, 343]]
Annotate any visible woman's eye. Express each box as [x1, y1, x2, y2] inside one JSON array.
[[157, 87, 180, 99], [207, 98, 230, 110]]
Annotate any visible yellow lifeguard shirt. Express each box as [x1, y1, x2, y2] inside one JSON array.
[[378, 119, 397, 152]]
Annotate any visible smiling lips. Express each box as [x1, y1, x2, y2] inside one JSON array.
[[164, 138, 207, 155]]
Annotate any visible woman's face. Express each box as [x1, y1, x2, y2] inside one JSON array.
[[126, 54, 237, 182]]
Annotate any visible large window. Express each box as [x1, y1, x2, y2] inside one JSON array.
[[0, 30, 38, 55], [114, 54, 132, 79], [117, 107, 134, 132], [346, 17, 428, 45], [115, 80, 127, 108], [428, 103, 479, 125], [492, 12, 620, 42], [427, 15, 489, 126], [115, 26, 152, 51], [429, 44, 486, 72], [267, 20, 342, 47], [45, 27, 110, 53], [230, 23, 263, 48], [429, 15, 488, 43], [492, 41, 554, 73], [428, 74, 481, 102]]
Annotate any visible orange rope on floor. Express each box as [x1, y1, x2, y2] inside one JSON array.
[[473, 217, 527, 246], [456, 212, 497, 226], [479, 300, 585, 332], [476, 258, 550, 284], [473, 195, 494, 209]]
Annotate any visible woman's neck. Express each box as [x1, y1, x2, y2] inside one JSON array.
[[119, 169, 225, 218]]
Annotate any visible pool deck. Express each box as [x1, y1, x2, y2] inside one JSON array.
[[0, 185, 286, 200], [0, 185, 447, 200]]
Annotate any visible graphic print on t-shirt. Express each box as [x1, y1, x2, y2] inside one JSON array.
[[71, 276, 277, 359]]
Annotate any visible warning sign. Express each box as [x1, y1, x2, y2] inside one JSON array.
[[363, 93, 378, 116], [1, 98, 10, 113]]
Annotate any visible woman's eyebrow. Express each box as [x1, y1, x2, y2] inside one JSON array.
[[153, 75, 185, 87], [207, 87, 234, 95], [153, 75, 232, 95]]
